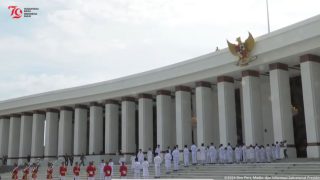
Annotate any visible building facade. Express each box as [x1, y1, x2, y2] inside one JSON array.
[[1, 15, 320, 165]]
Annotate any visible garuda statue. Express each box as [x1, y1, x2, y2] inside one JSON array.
[[227, 32, 256, 66]]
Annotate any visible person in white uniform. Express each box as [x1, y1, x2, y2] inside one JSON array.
[[209, 143, 217, 164], [183, 145, 190, 167], [142, 158, 149, 178], [99, 159, 105, 180], [219, 144, 225, 164], [271, 144, 276, 160], [147, 148, 153, 164], [191, 143, 198, 165], [137, 149, 144, 165], [234, 145, 241, 163], [118, 153, 126, 165], [254, 144, 260, 163], [242, 144, 247, 163], [172, 146, 180, 171], [227, 143, 234, 164], [154, 153, 162, 178], [199, 143, 206, 165], [164, 150, 172, 174], [167, 146, 171, 154], [155, 145, 161, 157], [133, 158, 142, 178], [275, 141, 281, 160], [248, 145, 255, 163], [206, 146, 211, 164], [266, 144, 272, 163], [131, 155, 136, 173], [260, 145, 266, 163]]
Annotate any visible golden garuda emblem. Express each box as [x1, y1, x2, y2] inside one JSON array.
[[227, 32, 256, 66]]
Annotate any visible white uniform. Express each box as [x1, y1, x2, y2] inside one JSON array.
[[134, 161, 142, 178], [227, 145, 233, 164], [248, 147, 255, 163], [260, 147, 266, 163], [242, 146, 247, 163], [219, 146, 225, 164], [183, 147, 190, 167], [206, 147, 211, 164], [271, 145, 276, 160], [142, 160, 149, 178], [235, 147, 241, 163], [255, 146, 260, 163], [118, 156, 125, 165], [164, 152, 172, 173], [138, 152, 144, 164], [172, 149, 180, 170], [99, 162, 105, 180], [275, 143, 281, 160], [154, 155, 162, 177], [266, 146, 272, 162], [209, 145, 217, 164], [191, 144, 197, 164], [155, 147, 161, 156], [199, 146, 206, 164], [147, 150, 153, 164]]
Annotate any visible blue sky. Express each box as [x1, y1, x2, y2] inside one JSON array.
[[0, 0, 319, 101]]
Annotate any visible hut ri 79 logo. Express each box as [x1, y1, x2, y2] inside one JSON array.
[[8, 5, 39, 19]]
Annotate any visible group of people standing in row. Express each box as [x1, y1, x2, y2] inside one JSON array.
[[127, 140, 287, 179], [10, 140, 287, 179]]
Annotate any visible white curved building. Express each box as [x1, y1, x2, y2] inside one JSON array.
[[1, 14, 320, 165]]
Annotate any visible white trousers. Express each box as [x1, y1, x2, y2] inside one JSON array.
[[155, 166, 161, 177], [191, 152, 197, 164]]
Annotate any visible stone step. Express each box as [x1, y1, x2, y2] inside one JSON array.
[[2, 160, 320, 179]]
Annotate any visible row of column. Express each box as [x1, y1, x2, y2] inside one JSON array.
[[0, 54, 320, 163]]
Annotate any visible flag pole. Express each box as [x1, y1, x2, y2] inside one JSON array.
[[266, 0, 271, 33]]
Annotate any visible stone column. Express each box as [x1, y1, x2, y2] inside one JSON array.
[[260, 76, 274, 145], [191, 94, 197, 145], [105, 100, 119, 154], [212, 85, 220, 145], [121, 97, 136, 154], [171, 97, 177, 148], [58, 106, 73, 156], [8, 114, 21, 165], [19, 112, 33, 165], [0, 116, 10, 158], [300, 54, 320, 158], [241, 70, 264, 145], [195, 82, 217, 146], [175, 86, 192, 148], [89, 102, 103, 155], [138, 94, 153, 152], [217, 76, 237, 146], [269, 63, 296, 157], [31, 111, 45, 162], [44, 109, 59, 160], [156, 90, 173, 151], [74, 104, 88, 155]]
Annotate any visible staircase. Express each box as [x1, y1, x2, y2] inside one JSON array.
[[1, 159, 320, 179]]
